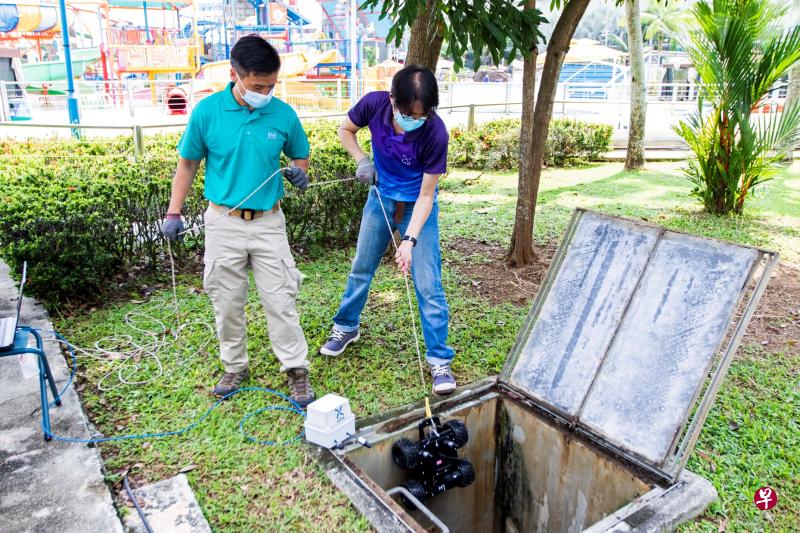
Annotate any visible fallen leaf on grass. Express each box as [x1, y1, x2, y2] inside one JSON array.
[[179, 464, 197, 474], [718, 517, 728, 532]]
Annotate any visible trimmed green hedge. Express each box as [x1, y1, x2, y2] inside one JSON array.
[[0, 120, 368, 303], [0, 116, 611, 303], [450, 118, 613, 170]]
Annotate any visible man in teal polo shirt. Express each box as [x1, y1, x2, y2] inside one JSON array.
[[160, 35, 315, 407]]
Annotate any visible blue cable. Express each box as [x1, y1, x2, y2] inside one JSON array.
[[240, 406, 306, 445], [40, 329, 306, 446], [124, 474, 155, 533], [49, 330, 77, 407]]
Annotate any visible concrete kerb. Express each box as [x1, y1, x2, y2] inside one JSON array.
[[0, 259, 124, 533]]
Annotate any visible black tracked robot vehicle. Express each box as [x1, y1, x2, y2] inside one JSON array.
[[391, 415, 475, 505]]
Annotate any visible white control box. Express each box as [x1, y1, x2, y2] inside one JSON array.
[[304, 393, 356, 448]]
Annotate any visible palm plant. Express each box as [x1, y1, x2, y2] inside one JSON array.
[[641, 0, 696, 50], [675, 0, 800, 215]]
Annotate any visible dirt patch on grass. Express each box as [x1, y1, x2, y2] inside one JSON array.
[[743, 262, 800, 356], [447, 239, 557, 306], [449, 239, 799, 355]]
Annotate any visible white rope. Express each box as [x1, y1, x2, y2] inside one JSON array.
[[178, 169, 357, 237], [60, 306, 216, 392], [64, 173, 358, 392], [372, 186, 428, 395]]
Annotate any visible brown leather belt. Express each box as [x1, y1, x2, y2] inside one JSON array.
[[209, 201, 280, 221]]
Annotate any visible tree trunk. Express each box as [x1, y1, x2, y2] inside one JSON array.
[[625, 0, 647, 170], [404, 0, 444, 71], [508, 0, 592, 266], [508, 0, 538, 266]]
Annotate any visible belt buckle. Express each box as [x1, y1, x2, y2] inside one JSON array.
[[240, 208, 256, 221]]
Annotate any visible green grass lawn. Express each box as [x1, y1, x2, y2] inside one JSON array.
[[57, 161, 799, 531]]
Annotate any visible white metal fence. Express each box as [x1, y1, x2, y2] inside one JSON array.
[[1, 79, 792, 152], [0, 78, 395, 123]]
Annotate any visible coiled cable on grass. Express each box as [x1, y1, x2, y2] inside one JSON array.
[[42, 171, 359, 446]]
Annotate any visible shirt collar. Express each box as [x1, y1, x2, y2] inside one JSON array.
[[222, 82, 243, 111]]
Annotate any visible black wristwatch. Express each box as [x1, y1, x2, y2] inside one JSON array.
[[402, 235, 417, 247]]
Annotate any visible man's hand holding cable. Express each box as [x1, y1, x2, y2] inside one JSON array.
[[395, 239, 414, 274], [356, 156, 377, 185], [284, 165, 309, 190], [161, 214, 185, 242]]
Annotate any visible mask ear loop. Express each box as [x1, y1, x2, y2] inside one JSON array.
[[234, 72, 246, 100]]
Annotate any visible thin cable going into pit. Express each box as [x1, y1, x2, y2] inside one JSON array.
[[372, 186, 429, 397]]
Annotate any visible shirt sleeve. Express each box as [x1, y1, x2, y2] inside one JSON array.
[[420, 122, 449, 175], [284, 114, 310, 159], [347, 91, 384, 128], [177, 106, 207, 160]]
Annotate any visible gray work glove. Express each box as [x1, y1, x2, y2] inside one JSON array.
[[284, 166, 309, 190], [355, 156, 377, 185], [161, 214, 184, 242]]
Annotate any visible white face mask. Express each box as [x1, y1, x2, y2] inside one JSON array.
[[236, 74, 273, 109]]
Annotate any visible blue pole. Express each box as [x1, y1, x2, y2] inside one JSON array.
[[266, 1, 271, 45], [223, 0, 230, 59], [57, 0, 80, 133], [348, 0, 356, 103], [143, 0, 152, 43]]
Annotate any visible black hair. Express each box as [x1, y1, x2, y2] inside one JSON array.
[[230, 34, 281, 76], [391, 64, 439, 115]]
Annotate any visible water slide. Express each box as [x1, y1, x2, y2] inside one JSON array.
[[21, 47, 101, 82], [0, 2, 59, 33], [1, 2, 101, 82]]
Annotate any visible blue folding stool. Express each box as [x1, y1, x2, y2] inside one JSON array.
[[1, 325, 62, 440]]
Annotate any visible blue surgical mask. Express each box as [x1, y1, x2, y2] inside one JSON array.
[[236, 75, 273, 109], [394, 111, 426, 132]]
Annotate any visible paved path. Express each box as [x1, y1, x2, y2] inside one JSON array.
[[0, 260, 123, 533]]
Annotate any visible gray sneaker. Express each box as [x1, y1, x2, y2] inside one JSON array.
[[431, 365, 457, 396], [319, 327, 360, 356], [213, 369, 249, 398]]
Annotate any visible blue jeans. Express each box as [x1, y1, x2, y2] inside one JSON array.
[[333, 187, 455, 365]]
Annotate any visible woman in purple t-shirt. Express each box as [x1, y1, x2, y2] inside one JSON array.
[[319, 65, 457, 395]]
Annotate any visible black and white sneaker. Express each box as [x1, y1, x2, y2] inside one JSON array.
[[319, 327, 360, 356]]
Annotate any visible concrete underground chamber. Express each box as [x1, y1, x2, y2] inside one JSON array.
[[318, 209, 777, 533]]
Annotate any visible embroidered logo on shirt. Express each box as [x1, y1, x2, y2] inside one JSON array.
[[401, 154, 414, 166], [266, 131, 278, 140]]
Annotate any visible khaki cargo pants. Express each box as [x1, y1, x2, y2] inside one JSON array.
[[203, 205, 309, 373]]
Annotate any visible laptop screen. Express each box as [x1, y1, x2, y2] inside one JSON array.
[[0, 261, 27, 350]]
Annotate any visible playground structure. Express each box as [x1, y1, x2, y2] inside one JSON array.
[[0, 45, 29, 119], [0, 0, 63, 118], [0, 1, 60, 57], [0, 0, 401, 121]]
